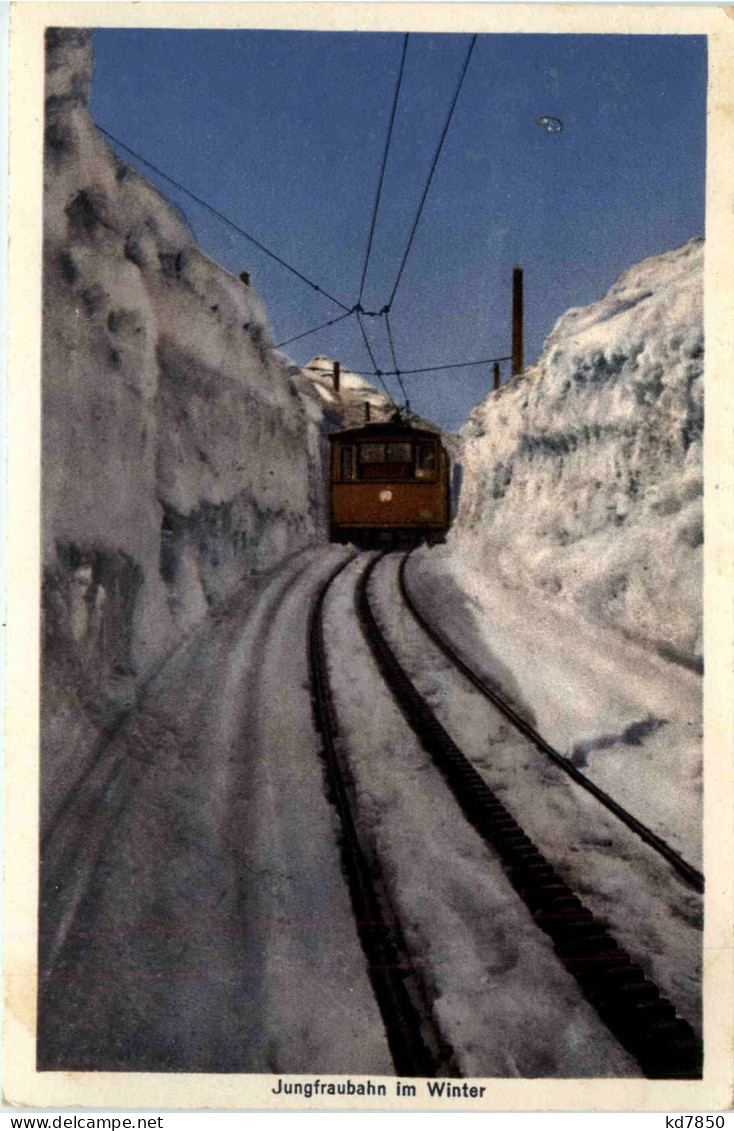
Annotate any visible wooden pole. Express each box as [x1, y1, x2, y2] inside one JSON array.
[[512, 266, 524, 377], [333, 360, 341, 393], [493, 361, 501, 391], [365, 401, 371, 422]]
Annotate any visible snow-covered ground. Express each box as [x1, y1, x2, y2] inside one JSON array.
[[44, 544, 693, 1077], [42, 31, 338, 830], [430, 239, 703, 875], [408, 549, 702, 872], [372, 554, 702, 1039], [322, 555, 638, 1077], [40, 548, 392, 1073], [453, 239, 703, 672]]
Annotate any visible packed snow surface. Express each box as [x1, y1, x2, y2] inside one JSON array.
[[454, 238, 703, 671], [42, 30, 337, 829], [376, 554, 701, 1036], [432, 239, 703, 867], [408, 549, 702, 871], [40, 549, 392, 1073], [323, 555, 638, 1077]]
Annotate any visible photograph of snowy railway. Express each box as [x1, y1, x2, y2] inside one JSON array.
[[36, 16, 708, 1085]]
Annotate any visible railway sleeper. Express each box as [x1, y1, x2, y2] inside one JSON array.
[[629, 998, 677, 1025], [531, 903, 586, 928], [596, 992, 674, 1034], [474, 789, 504, 804], [490, 827, 534, 849], [592, 979, 661, 1015], [524, 882, 573, 910], [507, 861, 557, 885], [614, 978, 660, 1004], [598, 962, 648, 989], [644, 1031, 703, 1080], [533, 900, 590, 925], [646, 1017, 700, 1047], [557, 929, 614, 960], [483, 812, 521, 832], [581, 951, 633, 978], [545, 895, 590, 918], [501, 844, 543, 868], [631, 1019, 701, 1074], [556, 914, 606, 936], [599, 1008, 690, 1075]]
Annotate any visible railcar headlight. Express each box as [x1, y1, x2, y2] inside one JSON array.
[[379, 490, 393, 503]]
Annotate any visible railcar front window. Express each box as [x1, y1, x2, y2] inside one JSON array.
[[386, 443, 412, 463], [357, 440, 413, 480], [340, 445, 356, 481], [416, 442, 437, 479], [360, 444, 386, 464]]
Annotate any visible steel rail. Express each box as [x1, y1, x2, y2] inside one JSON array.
[[358, 552, 702, 1080], [398, 552, 704, 896], [308, 553, 453, 1077]]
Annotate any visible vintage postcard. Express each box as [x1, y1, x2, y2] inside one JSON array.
[[5, 1, 733, 1112]]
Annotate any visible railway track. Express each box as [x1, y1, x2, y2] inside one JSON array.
[[398, 550, 704, 896], [308, 553, 456, 1078], [311, 550, 703, 1080]]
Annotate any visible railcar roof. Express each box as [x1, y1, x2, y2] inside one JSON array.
[[329, 422, 441, 443]]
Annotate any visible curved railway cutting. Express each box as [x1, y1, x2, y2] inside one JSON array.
[[39, 545, 702, 1079], [309, 550, 703, 1081]]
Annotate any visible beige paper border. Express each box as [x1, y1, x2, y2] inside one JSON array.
[[5, 1, 734, 1111]]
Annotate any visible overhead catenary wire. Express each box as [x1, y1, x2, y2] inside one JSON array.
[[98, 47, 507, 413], [356, 312, 395, 403], [95, 123, 353, 313], [384, 311, 409, 407], [357, 33, 409, 307], [371, 353, 511, 378], [386, 34, 478, 310], [275, 309, 355, 349]]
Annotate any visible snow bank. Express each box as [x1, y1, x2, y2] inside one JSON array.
[[42, 30, 332, 824], [450, 239, 704, 671]]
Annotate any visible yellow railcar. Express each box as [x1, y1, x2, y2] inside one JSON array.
[[328, 421, 451, 547]]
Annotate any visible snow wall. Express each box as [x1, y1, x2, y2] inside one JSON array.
[[42, 29, 332, 816], [450, 239, 703, 671]]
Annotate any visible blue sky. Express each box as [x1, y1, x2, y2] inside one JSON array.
[[90, 30, 706, 431]]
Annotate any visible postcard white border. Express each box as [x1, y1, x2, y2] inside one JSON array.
[[5, 1, 734, 1111]]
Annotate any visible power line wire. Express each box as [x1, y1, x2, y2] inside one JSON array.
[[357, 33, 409, 306], [275, 309, 355, 349], [355, 311, 384, 379], [372, 353, 511, 377], [95, 123, 352, 313], [386, 35, 477, 310], [384, 311, 409, 406], [356, 312, 394, 402]]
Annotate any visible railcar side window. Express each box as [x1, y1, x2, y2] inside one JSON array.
[[415, 442, 437, 479], [340, 445, 356, 481]]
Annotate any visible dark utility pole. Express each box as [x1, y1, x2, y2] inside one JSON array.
[[333, 360, 341, 393], [512, 266, 524, 378], [493, 361, 501, 391], [364, 401, 371, 422]]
